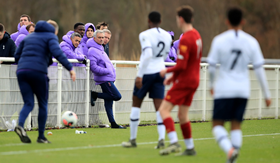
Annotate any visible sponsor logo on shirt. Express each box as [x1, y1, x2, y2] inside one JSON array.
[[180, 45, 187, 53], [166, 95, 171, 100]]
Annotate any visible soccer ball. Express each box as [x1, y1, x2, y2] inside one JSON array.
[[61, 111, 78, 127]]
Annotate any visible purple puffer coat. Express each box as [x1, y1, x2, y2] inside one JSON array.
[[80, 23, 95, 57], [65, 30, 84, 57], [15, 25, 29, 47], [11, 23, 21, 42], [173, 33, 183, 53], [165, 47, 177, 63], [60, 34, 86, 67], [87, 38, 116, 85]]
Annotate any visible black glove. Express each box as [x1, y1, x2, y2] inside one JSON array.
[[82, 56, 87, 65], [82, 59, 87, 65]]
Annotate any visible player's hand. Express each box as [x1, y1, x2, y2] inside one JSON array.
[[135, 77, 142, 89], [0, 61, 3, 64], [70, 70, 76, 81], [160, 69, 167, 78], [265, 98, 271, 107], [164, 75, 173, 85], [210, 89, 214, 96]]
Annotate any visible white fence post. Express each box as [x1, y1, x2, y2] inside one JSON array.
[[275, 67, 279, 119], [85, 59, 90, 127], [113, 62, 117, 119], [56, 63, 62, 128], [202, 65, 207, 121]]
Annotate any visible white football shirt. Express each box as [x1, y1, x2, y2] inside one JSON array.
[[137, 27, 172, 77], [207, 29, 265, 99]]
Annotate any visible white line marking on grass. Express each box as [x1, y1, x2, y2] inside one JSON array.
[[1, 133, 280, 156], [0, 143, 27, 147]]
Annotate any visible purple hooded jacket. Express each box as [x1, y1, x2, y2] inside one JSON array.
[[65, 30, 84, 56], [11, 23, 21, 42], [165, 47, 177, 63], [165, 31, 177, 63], [173, 33, 183, 53], [60, 34, 86, 67], [87, 38, 116, 85], [80, 23, 95, 57], [15, 25, 29, 47]]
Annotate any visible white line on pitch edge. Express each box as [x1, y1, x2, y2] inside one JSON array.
[[0, 143, 27, 147], [0, 133, 279, 156]]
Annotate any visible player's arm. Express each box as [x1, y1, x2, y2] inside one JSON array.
[[251, 39, 271, 107], [137, 48, 153, 78], [164, 74, 174, 85], [207, 37, 219, 95], [136, 33, 152, 88], [160, 39, 189, 77]]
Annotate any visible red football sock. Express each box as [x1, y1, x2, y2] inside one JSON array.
[[180, 121, 192, 139], [163, 117, 175, 133]]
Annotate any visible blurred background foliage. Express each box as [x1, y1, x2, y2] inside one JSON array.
[[1, 0, 280, 59]]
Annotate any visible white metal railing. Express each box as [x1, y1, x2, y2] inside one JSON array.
[[0, 57, 279, 130]]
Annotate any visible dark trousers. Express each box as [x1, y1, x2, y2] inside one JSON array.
[[17, 70, 49, 139], [98, 81, 121, 123]]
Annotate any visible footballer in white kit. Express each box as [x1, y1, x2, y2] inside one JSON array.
[[207, 7, 271, 163], [122, 11, 172, 148]]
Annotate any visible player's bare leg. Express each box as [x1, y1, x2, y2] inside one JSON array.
[[176, 105, 196, 156], [122, 95, 143, 148], [159, 100, 181, 155], [153, 98, 165, 149]]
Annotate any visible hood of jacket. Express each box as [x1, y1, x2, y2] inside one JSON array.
[[87, 38, 104, 51], [66, 30, 74, 36], [61, 34, 75, 50], [0, 32, 11, 42], [82, 23, 95, 43], [34, 21, 55, 33], [18, 25, 29, 35]]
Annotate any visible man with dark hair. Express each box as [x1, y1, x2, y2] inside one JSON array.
[[80, 23, 95, 56], [74, 23, 85, 37], [159, 5, 202, 156], [11, 14, 32, 42], [60, 32, 86, 67], [122, 11, 172, 148], [0, 23, 16, 64], [207, 7, 271, 163], [96, 21, 109, 30], [59, 23, 86, 66]]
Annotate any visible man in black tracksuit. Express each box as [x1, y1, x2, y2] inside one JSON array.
[[0, 23, 16, 64]]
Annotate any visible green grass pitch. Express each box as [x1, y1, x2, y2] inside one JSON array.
[[0, 119, 280, 163]]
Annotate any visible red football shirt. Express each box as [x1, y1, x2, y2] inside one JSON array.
[[166, 29, 202, 89]]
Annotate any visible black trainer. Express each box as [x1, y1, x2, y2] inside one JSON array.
[[91, 91, 98, 106], [14, 126, 31, 143], [111, 122, 127, 129], [37, 138, 51, 144], [111, 125, 127, 129]]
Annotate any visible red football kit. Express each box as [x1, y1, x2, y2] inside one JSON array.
[[165, 29, 202, 106]]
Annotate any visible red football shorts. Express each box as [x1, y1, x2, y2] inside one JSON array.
[[165, 83, 197, 106]]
